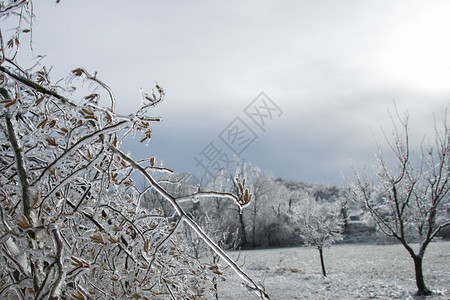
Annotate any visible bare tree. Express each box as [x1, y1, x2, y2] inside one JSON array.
[[350, 109, 450, 295], [0, 2, 269, 299], [290, 197, 344, 277], [220, 161, 281, 248], [235, 162, 278, 248]]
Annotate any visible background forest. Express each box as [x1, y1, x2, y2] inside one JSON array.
[[144, 163, 450, 250]]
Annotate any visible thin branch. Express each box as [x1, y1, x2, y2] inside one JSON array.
[[106, 141, 270, 299], [142, 219, 182, 285], [48, 224, 65, 299], [4, 110, 32, 219], [0, 65, 76, 107], [72, 68, 115, 112], [176, 191, 239, 204], [31, 120, 129, 186], [0, 0, 28, 15], [1, 244, 28, 277]]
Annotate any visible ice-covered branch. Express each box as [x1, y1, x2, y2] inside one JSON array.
[[49, 224, 65, 300], [105, 141, 270, 299], [71, 68, 116, 112], [1, 2, 270, 297], [31, 120, 129, 186], [0, 65, 77, 107], [176, 191, 239, 204], [0, 0, 28, 16], [4, 110, 32, 219]]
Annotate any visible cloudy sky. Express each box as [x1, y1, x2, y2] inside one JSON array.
[[26, 1, 450, 184]]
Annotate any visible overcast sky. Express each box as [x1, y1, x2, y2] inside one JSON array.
[[26, 1, 450, 184]]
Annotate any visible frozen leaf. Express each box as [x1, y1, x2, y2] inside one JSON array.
[[108, 236, 119, 243], [1, 98, 16, 108], [70, 256, 90, 268], [37, 118, 48, 129], [72, 68, 84, 76], [71, 290, 86, 300], [17, 214, 32, 229], [34, 96, 45, 106], [110, 275, 119, 282], [84, 93, 99, 102], [144, 238, 149, 252], [45, 137, 57, 146], [90, 232, 106, 245]]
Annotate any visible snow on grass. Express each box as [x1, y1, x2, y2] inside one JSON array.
[[219, 241, 450, 299]]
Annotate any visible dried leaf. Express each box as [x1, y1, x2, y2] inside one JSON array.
[[108, 236, 119, 243], [72, 68, 84, 77], [84, 115, 98, 120], [90, 232, 106, 245], [48, 119, 57, 128], [140, 261, 148, 269], [71, 290, 86, 300], [32, 192, 40, 209], [112, 134, 118, 147], [2, 99, 16, 108], [35, 96, 45, 105], [81, 107, 94, 115], [45, 137, 57, 146], [84, 94, 99, 101], [213, 269, 223, 275], [37, 118, 48, 129], [150, 156, 156, 167], [70, 256, 89, 268], [17, 214, 32, 229], [144, 238, 149, 252], [7, 38, 14, 48]]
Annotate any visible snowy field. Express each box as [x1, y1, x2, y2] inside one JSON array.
[[219, 241, 450, 299]]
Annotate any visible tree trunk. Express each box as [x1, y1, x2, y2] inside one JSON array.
[[5, 111, 32, 221], [412, 255, 431, 296], [238, 211, 248, 248], [319, 247, 326, 277], [252, 203, 257, 247]]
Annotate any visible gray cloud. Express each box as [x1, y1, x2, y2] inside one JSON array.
[[29, 1, 450, 184]]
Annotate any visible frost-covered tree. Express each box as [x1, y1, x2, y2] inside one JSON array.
[[291, 197, 344, 277], [0, 1, 269, 299], [214, 161, 283, 248], [350, 109, 450, 296], [236, 163, 278, 248]]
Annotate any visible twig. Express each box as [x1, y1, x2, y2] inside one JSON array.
[[48, 224, 65, 299], [106, 142, 270, 299]]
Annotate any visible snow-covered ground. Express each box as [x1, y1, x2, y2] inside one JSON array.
[[219, 241, 450, 299]]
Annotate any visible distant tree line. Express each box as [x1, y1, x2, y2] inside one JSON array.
[[141, 162, 354, 250], [142, 159, 450, 252]]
